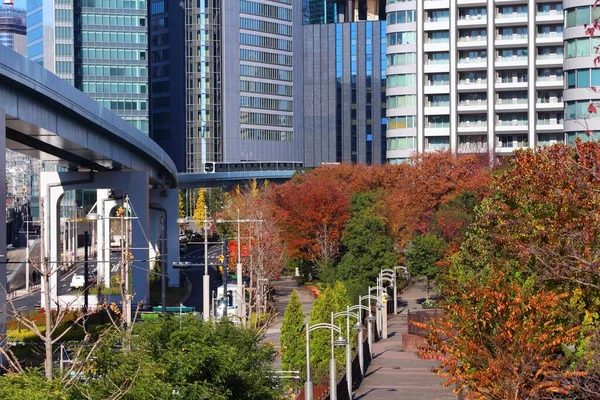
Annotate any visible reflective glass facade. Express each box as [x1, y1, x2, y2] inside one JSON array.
[[303, 20, 386, 166], [26, 0, 149, 134]]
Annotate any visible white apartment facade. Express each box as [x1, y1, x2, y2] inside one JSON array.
[[385, 0, 569, 163]]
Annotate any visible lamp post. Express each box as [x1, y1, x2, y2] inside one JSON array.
[[369, 284, 386, 337], [334, 306, 361, 397], [381, 269, 397, 315], [349, 304, 370, 377], [361, 294, 380, 357], [305, 321, 347, 400]]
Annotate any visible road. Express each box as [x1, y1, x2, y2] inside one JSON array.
[[9, 252, 121, 312], [180, 242, 223, 312]]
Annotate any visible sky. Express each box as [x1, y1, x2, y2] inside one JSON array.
[[14, 0, 26, 10]]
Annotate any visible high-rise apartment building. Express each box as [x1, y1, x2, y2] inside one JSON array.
[[563, 2, 600, 144], [386, 0, 566, 163], [0, 6, 26, 55], [27, 0, 149, 134], [150, 0, 303, 175]]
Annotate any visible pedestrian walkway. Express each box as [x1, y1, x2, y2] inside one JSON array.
[[353, 280, 456, 400], [264, 276, 315, 369]]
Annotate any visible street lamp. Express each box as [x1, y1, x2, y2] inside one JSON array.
[[334, 306, 361, 397], [360, 294, 380, 358], [380, 269, 397, 315], [305, 321, 347, 400], [349, 304, 369, 377]]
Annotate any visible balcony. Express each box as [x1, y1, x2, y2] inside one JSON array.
[[536, 54, 563, 67], [423, 0, 450, 10], [457, 100, 488, 113], [424, 61, 450, 73], [424, 40, 450, 52], [495, 34, 528, 48], [496, 78, 528, 91], [457, 15, 487, 28], [536, 99, 563, 111], [495, 13, 528, 26], [495, 98, 528, 112], [536, 119, 563, 132], [536, 77, 563, 89], [457, 122, 487, 134], [535, 11, 563, 24], [457, 36, 487, 49], [536, 32, 563, 45], [456, 0, 487, 6], [495, 56, 528, 69], [457, 142, 489, 154], [457, 79, 488, 92], [424, 104, 451, 115], [495, 120, 528, 133], [457, 57, 487, 70], [424, 20, 450, 31], [424, 82, 450, 94]]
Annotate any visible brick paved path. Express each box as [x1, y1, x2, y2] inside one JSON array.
[[353, 280, 456, 400]]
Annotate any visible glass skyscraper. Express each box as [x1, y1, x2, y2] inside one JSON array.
[[301, 1, 387, 166], [27, 0, 149, 134]]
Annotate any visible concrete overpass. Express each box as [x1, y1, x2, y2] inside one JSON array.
[[0, 46, 180, 322]]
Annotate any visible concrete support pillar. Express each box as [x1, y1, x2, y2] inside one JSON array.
[[125, 172, 150, 306], [150, 188, 180, 287], [0, 108, 7, 355], [163, 189, 180, 287], [102, 199, 115, 288], [40, 172, 66, 309], [96, 189, 108, 287]]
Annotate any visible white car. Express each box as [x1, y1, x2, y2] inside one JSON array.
[[70, 274, 85, 290]]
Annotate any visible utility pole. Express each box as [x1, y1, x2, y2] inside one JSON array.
[[25, 219, 29, 292], [222, 236, 228, 319], [236, 209, 243, 323], [203, 206, 210, 319], [160, 215, 166, 313], [84, 231, 89, 313]]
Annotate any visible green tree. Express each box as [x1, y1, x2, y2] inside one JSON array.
[[337, 192, 397, 301], [280, 290, 306, 380], [405, 233, 447, 298], [0, 370, 67, 400], [308, 283, 351, 380], [72, 317, 280, 400]]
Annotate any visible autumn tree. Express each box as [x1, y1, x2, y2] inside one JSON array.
[[193, 189, 207, 228], [421, 143, 600, 398], [271, 175, 350, 281], [384, 152, 491, 250], [280, 290, 306, 380]]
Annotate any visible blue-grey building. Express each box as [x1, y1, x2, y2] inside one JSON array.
[[301, 1, 387, 166], [0, 6, 26, 55], [148, 0, 185, 171], [149, 0, 304, 176]]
